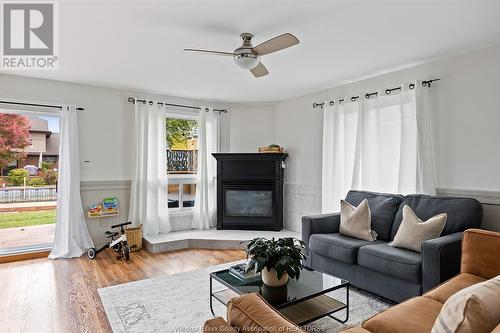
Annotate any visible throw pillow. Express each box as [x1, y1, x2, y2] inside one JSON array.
[[390, 205, 447, 252], [431, 275, 500, 333], [340, 199, 377, 241]]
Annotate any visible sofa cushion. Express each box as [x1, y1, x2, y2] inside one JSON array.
[[461, 228, 500, 280], [431, 275, 500, 333], [339, 327, 371, 333], [309, 233, 384, 264], [424, 273, 486, 304], [363, 296, 442, 333], [358, 243, 422, 284], [227, 293, 304, 333], [203, 317, 237, 333], [391, 195, 482, 240], [345, 190, 404, 241], [340, 199, 377, 241], [390, 205, 447, 253]]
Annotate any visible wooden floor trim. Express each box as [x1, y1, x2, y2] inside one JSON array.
[[0, 250, 50, 263]]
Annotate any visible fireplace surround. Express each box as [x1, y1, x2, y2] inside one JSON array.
[[212, 153, 288, 231]]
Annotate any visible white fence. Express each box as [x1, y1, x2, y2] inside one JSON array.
[[0, 186, 57, 203]]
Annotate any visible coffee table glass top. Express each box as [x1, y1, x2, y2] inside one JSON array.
[[211, 266, 348, 308]]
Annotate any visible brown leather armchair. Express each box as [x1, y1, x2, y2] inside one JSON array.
[[203, 229, 500, 333]]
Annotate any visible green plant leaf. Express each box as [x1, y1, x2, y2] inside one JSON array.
[[245, 237, 306, 281]]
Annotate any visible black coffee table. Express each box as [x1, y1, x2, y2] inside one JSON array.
[[209, 266, 349, 326]]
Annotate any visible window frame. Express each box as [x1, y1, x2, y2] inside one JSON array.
[[165, 110, 199, 214]]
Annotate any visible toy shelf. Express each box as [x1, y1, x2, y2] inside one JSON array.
[[88, 209, 120, 219]]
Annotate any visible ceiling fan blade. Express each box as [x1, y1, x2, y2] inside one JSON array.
[[183, 48, 234, 56], [252, 33, 299, 56], [250, 62, 269, 78]]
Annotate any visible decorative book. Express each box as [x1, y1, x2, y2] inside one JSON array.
[[229, 263, 261, 283]]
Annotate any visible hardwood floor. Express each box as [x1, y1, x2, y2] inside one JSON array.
[[0, 248, 245, 333]]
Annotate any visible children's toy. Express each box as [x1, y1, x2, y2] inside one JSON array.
[[87, 221, 133, 260]]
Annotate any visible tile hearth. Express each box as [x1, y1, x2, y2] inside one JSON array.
[[143, 228, 300, 253]]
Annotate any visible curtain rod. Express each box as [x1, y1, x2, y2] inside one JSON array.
[[312, 78, 440, 109], [0, 100, 85, 111], [127, 97, 228, 114]]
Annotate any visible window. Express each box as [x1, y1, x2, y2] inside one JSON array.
[[166, 115, 199, 211]]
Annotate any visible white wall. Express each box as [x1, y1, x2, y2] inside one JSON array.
[[275, 44, 500, 231], [223, 103, 276, 152], [275, 90, 325, 187], [0, 74, 231, 182]]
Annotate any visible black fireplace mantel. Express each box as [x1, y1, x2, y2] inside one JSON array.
[[212, 153, 288, 231]]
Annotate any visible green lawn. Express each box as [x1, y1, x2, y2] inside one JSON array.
[[0, 210, 56, 229]]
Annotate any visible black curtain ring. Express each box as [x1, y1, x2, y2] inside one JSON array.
[[409, 83, 415, 89], [148, 100, 153, 105], [385, 89, 391, 95], [329, 101, 334, 106]]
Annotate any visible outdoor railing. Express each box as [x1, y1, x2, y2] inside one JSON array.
[[167, 149, 198, 173], [0, 186, 57, 204]]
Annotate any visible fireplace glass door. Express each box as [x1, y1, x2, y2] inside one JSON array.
[[225, 189, 273, 217], [222, 183, 275, 228]]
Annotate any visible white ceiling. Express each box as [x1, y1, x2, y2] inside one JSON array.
[[5, 0, 500, 103]]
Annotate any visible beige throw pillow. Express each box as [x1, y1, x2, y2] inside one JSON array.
[[340, 199, 377, 241], [431, 275, 500, 333], [389, 205, 447, 253]]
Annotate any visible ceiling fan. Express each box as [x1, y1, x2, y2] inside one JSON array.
[[184, 32, 300, 78]]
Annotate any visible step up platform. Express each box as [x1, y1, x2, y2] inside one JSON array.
[[143, 228, 300, 253]]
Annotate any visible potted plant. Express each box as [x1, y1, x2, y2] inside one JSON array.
[[246, 237, 306, 287]]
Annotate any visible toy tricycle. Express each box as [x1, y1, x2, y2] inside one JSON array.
[[86, 221, 133, 260]]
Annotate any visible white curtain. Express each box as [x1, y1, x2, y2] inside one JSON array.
[[360, 87, 418, 193], [129, 100, 170, 235], [49, 105, 93, 259], [415, 83, 436, 194], [192, 107, 219, 229], [322, 82, 435, 212], [322, 101, 361, 213]]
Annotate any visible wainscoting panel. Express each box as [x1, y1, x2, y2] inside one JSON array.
[[282, 185, 500, 234], [436, 187, 500, 232], [81, 180, 132, 248], [80, 180, 194, 248], [81, 182, 500, 247]]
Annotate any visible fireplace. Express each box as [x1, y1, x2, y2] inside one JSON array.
[[224, 184, 273, 217], [212, 153, 288, 231]]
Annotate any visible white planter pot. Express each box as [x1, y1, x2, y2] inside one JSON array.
[[261, 268, 289, 287]]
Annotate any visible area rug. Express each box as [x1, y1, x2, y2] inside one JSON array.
[[98, 261, 392, 333]]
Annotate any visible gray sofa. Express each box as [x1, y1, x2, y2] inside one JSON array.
[[302, 190, 483, 302]]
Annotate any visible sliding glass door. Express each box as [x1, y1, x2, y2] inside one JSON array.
[[0, 111, 60, 254]]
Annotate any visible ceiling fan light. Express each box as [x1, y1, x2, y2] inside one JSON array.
[[234, 53, 259, 70]]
